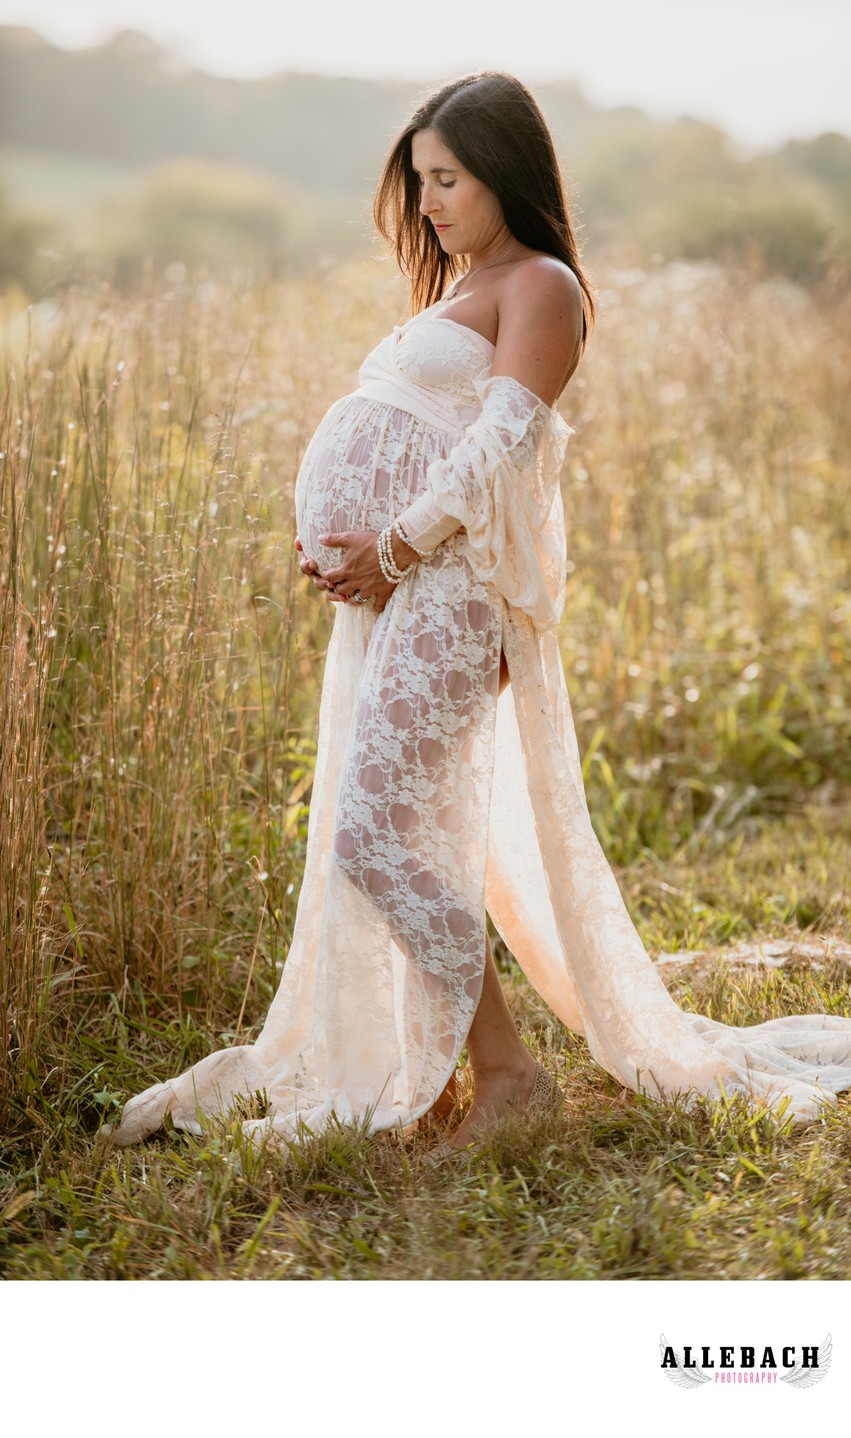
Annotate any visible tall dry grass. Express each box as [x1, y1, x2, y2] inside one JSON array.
[[0, 255, 849, 1137], [0, 263, 394, 1127], [567, 261, 851, 860]]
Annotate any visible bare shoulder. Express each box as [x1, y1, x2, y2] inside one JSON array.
[[491, 255, 584, 400], [497, 254, 584, 362], [501, 254, 583, 322]]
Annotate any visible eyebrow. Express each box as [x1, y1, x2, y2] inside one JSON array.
[[413, 166, 458, 176]]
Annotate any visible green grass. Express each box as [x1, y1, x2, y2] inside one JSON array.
[[3, 914, 851, 1280], [3, 810, 851, 1280], [1, 258, 850, 1279]]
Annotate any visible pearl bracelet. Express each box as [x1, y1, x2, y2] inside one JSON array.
[[377, 525, 404, 584], [392, 516, 430, 560]]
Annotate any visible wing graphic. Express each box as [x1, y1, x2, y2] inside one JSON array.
[[660, 1333, 711, 1388], [779, 1333, 832, 1388]]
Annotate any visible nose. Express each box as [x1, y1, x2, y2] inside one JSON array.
[[418, 180, 441, 217]]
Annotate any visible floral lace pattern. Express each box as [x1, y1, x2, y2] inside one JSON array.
[[105, 307, 851, 1149]]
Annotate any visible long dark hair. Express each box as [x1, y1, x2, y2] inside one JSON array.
[[374, 71, 595, 348]]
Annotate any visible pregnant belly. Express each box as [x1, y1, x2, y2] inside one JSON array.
[[295, 396, 383, 573], [295, 395, 453, 573]]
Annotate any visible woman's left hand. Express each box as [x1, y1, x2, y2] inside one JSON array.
[[319, 530, 413, 614]]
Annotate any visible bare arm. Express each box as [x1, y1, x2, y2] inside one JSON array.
[[488, 255, 584, 406], [391, 257, 583, 550]]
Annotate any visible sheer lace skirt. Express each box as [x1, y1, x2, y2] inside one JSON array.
[[105, 383, 851, 1149], [104, 402, 508, 1144]]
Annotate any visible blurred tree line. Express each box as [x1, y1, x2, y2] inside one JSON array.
[[1, 25, 849, 295]]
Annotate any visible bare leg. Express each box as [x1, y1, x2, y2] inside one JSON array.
[[447, 933, 537, 1147], [446, 645, 538, 1148], [498, 645, 509, 694]]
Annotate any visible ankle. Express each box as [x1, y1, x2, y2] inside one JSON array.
[[469, 1050, 536, 1086]]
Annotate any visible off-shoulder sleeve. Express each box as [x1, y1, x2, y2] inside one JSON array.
[[395, 374, 574, 631]]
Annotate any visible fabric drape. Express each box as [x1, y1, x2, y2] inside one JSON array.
[[105, 305, 851, 1148]]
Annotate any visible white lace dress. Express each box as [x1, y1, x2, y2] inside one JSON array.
[[106, 300, 851, 1147]]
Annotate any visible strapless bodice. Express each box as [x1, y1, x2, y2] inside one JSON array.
[[355, 308, 495, 434]]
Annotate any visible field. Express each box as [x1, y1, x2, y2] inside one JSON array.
[[1, 257, 850, 1279]]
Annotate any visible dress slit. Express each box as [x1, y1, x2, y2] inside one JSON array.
[[105, 307, 851, 1149]]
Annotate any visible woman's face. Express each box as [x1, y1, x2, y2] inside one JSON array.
[[411, 127, 508, 258]]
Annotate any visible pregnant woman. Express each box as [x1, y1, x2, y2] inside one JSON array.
[[106, 72, 851, 1152]]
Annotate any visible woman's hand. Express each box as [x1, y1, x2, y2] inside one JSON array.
[[293, 534, 399, 612], [297, 529, 418, 615], [295, 538, 346, 602]]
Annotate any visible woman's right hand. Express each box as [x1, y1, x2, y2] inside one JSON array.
[[295, 537, 348, 603]]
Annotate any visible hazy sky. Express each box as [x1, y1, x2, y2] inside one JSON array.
[[3, 0, 850, 149]]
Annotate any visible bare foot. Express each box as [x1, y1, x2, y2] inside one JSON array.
[[447, 1055, 538, 1150], [429, 1070, 461, 1126]]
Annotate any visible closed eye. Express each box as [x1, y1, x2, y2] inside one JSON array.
[[414, 172, 457, 189]]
